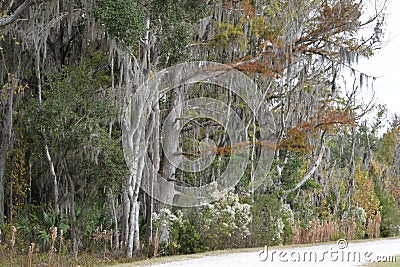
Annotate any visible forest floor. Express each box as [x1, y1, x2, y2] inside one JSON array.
[[109, 238, 400, 267]]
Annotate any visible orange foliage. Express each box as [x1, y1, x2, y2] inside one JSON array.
[[297, 0, 361, 49], [354, 167, 380, 219], [279, 105, 355, 153], [232, 61, 280, 78], [279, 127, 312, 154]]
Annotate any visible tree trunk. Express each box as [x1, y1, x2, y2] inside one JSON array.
[[44, 144, 59, 213], [36, 52, 59, 214], [67, 173, 78, 259], [109, 190, 119, 251], [126, 182, 135, 258], [123, 72, 145, 258], [127, 130, 148, 257], [161, 88, 182, 183], [133, 199, 140, 254], [148, 102, 160, 246], [121, 186, 130, 250], [157, 87, 182, 244], [0, 77, 15, 225]]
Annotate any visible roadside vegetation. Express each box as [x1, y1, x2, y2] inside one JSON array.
[[0, 0, 399, 266]]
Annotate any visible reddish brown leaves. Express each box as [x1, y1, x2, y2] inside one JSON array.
[[280, 105, 355, 153]]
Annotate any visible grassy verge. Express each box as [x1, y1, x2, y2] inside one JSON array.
[[1, 237, 398, 267]]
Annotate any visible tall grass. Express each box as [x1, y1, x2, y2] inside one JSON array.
[[292, 212, 382, 244]]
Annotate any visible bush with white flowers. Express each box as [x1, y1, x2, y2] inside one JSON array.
[[153, 208, 184, 231], [198, 191, 252, 249]]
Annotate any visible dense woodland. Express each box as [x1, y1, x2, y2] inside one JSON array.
[[0, 0, 400, 265]]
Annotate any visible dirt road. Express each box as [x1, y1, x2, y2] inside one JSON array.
[[141, 238, 400, 267]]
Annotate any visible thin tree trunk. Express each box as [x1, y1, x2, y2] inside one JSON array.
[[286, 132, 326, 194], [149, 102, 160, 246], [133, 199, 140, 254], [125, 91, 144, 258], [121, 187, 130, 250], [347, 125, 356, 210], [0, 77, 15, 225], [44, 144, 59, 213], [36, 51, 59, 213], [127, 182, 135, 258], [109, 190, 119, 251], [67, 173, 78, 259]]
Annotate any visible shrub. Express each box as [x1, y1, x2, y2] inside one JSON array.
[[16, 209, 69, 251], [377, 190, 400, 237], [248, 193, 288, 246], [198, 191, 252, 249], [153, 208, 206, 256]]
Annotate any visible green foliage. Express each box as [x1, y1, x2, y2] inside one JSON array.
[[75, 199, 114, 252], [213, 19, 247, 50], [280, 154, 308, 191], [377, 188, 400, 237], [23, 54, 125, 254], [93, 0, 145, 47], [150, 0, 208, 64], [247, 193, 294, 246], [378, 127, 399, 165], [16, 208, 69, 251], [153, 209, 206, 256], [354, 166, 380, 219], [26, 53, 125, 188], [170, 218, 206, 255]]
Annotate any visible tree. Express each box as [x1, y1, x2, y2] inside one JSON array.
[[26, 55, 124, 258], [0, 0, 391, 261], [0, 74, 17, 225]]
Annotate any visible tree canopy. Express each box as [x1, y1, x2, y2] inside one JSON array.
[[0, 0, 399, 265]]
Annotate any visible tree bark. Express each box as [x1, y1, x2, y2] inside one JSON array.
[[286, 132, 326, 194], [0, 0, 32, 28], [0, 78, 15, 225], [109, 190, 119, 251], [157, 86, 182, 244], [145, 102, 160, 248], [36, 51, 59, 213], [123, 53, 146, 258], [67, 173, 78, 259], [121, 186, 130, 250]]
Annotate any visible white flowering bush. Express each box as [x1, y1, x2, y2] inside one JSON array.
[[281, 203, 295, 225], [273, 217, 284, 242], [153, 208, 184, 232], [280, 203, 294, 244], [198, 191, 252, 249], [353, 206, 367, 225]]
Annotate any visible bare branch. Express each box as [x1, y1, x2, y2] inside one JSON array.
[[285, 131, 326, 194], [0, 0, 32, 28]]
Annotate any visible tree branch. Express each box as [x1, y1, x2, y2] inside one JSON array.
[[0, 0, 32, 28], [285, 131, 326, 194]]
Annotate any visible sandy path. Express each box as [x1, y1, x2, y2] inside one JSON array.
[[143, 238, 400, 267]]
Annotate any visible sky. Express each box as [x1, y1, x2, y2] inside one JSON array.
[[356, 0, 400, 124]]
